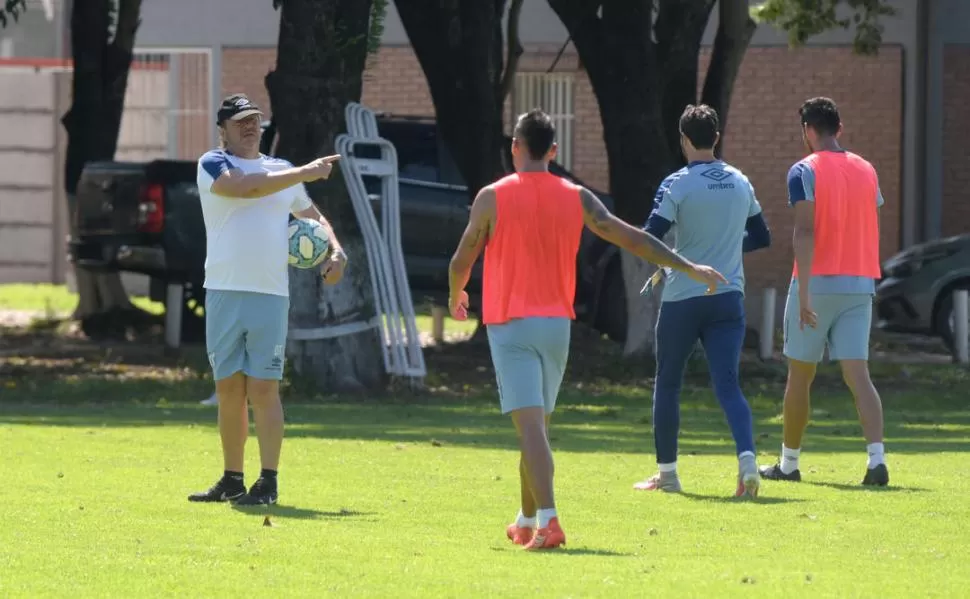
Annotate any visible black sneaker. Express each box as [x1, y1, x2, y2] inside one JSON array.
[[188, 476, 246, 502], [862, 463, 889, 487], [235, 477, 278, 506], [759, 463, 802, 482]]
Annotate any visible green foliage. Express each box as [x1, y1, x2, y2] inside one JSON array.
[[368, 0, 388, 55], [752, 0, 896, 55], [0, 0, 26, 28]]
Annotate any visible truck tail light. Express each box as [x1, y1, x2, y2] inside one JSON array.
[[137, 182, 164, 233]]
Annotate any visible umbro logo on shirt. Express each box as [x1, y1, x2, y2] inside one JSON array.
[[700, 168, 731, 182], [700, 167, 735, 190]]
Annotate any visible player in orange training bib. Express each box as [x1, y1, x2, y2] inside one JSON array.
[[447, 109, 727, 550]]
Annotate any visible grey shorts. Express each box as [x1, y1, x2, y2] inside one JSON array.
[[486, 317, 571, 415], [205, 290, 289, 381], [783, 288, 873, 363]]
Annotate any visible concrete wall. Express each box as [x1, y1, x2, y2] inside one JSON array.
[[0, 60, 210, 285], [0, 69, 63, 284]]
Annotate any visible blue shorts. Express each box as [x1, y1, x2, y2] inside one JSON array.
[[486, 317, 570, 415], [783, 286, 873, 363], [205, 290, 289, 381]]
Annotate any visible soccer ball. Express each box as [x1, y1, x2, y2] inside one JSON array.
[[287, 217, 332, 269]]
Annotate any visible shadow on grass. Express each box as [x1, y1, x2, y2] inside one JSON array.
[[4, 395, 970, 457], [678, 492, 805, 505], [3, 323, 970, 457], [558, 547, 633, 557], [489, 546, 632, 557], [231, 504, 377, 521], [802, 481, 930, 493]]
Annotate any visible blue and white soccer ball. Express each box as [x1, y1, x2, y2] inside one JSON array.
[[287, 217, 332, 269]]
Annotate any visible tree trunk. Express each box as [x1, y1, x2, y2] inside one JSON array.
[[393, 0, 509, 197], [549, 0, 681, 356], [700, 0, 757, 157], [63, 0, 148, 338], [267, 0, 385, 392], [547, 0, 754, 357], [596, 90, 677, 357]]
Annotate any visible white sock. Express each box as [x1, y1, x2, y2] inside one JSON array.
[[780, 445, 800, 475], [866, 443, 885, 469], [658, 462, 677, 474], [515, 509, 536, 528], [536, 508, 557, 529], [738, 451, 756, 467]]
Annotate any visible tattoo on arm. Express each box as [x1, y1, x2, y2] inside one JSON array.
[[580, 189, 614, 232], [579, 188, 695, 273]]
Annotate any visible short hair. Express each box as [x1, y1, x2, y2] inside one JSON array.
[[679, 104, 720, 150], [799, 97, 841, 136], [513, 109, 556, 160]]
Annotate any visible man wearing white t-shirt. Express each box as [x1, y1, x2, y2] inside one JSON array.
[[188, 94, 347, 506]]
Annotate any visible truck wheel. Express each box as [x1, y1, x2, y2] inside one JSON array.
[[594, 262, 627, 344]]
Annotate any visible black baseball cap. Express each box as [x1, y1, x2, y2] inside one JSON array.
[[217, 93, 263, 124]]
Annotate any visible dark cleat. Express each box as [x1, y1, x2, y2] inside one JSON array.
[[862, 464, 889, 487], [759, 463, 802, 482], [234, 478, 278, 506], [188, 476, 246, 503]]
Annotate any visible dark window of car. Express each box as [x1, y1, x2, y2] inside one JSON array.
[[378, 120, 440, 183]]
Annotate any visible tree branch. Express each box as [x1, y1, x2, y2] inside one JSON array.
[[701, 0, 756, 157], [546, 0, 605, 74], [0, 0, 26, 28], [751, 0, 895, 56], [653, 0, 715, 158], [498, 0, 524, 104]]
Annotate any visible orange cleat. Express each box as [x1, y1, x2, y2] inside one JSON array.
[[506, 523, 534, 546], [523, 517, 566, 550]]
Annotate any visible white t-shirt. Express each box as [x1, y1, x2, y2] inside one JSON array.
[[197, 149, 313, 297]]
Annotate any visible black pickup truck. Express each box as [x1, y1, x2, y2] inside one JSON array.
[[68, 114, 627, 342]]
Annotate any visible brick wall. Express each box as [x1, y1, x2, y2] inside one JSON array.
[[942, 45, 970, 238], [220, 43, 903, 292], [710, 46, 903, 291]]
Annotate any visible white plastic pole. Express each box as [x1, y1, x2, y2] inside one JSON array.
[[288, 106, 427, 381], [164, 282, 183, 349], [954, 289, 969, 365], [431, 305, 447, 343], [759, 287, 776, 360]]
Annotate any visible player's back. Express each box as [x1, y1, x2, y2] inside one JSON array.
[[662, 162, 758, 302], [482, 172, 585, 325], [802, 151, 880, 278]]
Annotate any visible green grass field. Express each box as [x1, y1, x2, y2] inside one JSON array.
[[2, 284, 970, 597]]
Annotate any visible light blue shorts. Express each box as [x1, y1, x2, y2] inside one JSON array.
[[205, 290, 289, 381], [486, 317, 570, 415], [783, 287, 873, 363]]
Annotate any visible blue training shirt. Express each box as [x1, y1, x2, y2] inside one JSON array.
[[786, 153, 885, 295], [644, 160, 768, 303]]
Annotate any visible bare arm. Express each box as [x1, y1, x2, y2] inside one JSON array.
[[449, 187, 494, 300], [579, 188, 696, 273], [792, 200, 815, 296], [210, 155, 340, 199]]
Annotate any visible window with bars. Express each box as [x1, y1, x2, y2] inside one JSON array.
[[512, 72, 575, 170]]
